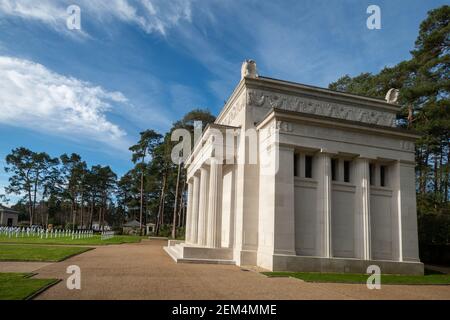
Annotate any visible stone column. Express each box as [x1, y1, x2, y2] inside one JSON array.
[[197, 167, 209, 246], [354, 158, 371, 260], [185, 180, 194, 243], [299, 153, 306, 178], [391, 160, 420, 262], [337, 159, 345, 182], [315, 152, 332, 258], [272, 146, 296, 255], [190, 175, 200, 244], [374, 163, 381, 187], [207, 160, 223, 248]]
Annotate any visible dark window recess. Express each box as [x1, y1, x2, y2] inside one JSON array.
[[305, 156, 313, 178], [294, 154, 299, 177], [331, 159, 338, 181], [380, 165, 386, 187], [369, 164, 375, 186], [344, 161, 350, 183]]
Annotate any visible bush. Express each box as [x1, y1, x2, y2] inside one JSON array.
[[155, 225, 185, 239], [418, 214, 450, 245], [418, 214, 450, 265]]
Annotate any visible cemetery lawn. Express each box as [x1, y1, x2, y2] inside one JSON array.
[[0, 273, 58, 300], [0, 245, 92, 262], [0, 235, 143, 246], [262, 271, 450, 285]]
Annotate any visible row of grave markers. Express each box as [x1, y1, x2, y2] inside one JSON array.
[[0, 226, 94, 240], [101, 231, 115, 240]]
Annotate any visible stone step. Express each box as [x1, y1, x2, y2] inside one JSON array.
[[175, 258, 236, 265], [181, 246, 233, 260], [163, 246, 181, 262], [163, 245, 235, 265]]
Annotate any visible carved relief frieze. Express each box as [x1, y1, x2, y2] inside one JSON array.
[[222, 93, 246, 125], [247, 89, 396, 127]]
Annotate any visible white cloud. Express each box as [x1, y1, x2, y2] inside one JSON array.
[[0, 0, 194, 36], [0, 0, 90, 39], [0, 56, 130, 150]]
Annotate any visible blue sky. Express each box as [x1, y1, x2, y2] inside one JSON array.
[[0, 0, 447, 202]]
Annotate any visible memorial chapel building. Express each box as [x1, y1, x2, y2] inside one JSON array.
[[165, 60, 423, 275]]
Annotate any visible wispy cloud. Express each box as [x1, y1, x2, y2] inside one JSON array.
[[0, 56, 131, 150], [0, 0, 194, 37]]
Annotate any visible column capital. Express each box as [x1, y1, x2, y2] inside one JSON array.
[[318, 148, 338, 156], [357, 155, 377, 161]]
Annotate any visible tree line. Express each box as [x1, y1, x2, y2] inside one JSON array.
[[328, 5, 449, 255], [1, 109, 215, 237]]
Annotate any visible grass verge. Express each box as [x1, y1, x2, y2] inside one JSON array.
[[0, 245, 92, 262], [0, 273, 58, 300], [262, 271, 450, 285], [0, 235, 143, 246]]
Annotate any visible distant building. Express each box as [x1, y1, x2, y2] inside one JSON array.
[[123, 220, 142, 235], [0, 205, 19, 227], [146, 223, 156, 235], [91, 221, 111, 231]]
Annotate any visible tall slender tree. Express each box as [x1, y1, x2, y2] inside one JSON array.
[[129, 130, 162, 235]]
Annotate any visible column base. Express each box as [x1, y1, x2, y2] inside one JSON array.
[[266, 254, 424, 275], [164, 241, 235, 265]]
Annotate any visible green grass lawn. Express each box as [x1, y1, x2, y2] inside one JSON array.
[[0, 235, 143, 246], [263, 271, 450, 285], [0, 245, 92, 262], [0, 273, 58, 300]]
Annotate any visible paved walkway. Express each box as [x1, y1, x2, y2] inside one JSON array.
[[31, 240, 450, 300], [0, 262, 53, 273]]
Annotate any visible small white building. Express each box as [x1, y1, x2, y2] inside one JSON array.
[[91, 221, 111, 231], [122, 220, 141, 235], [0, 205, 19, 227], [146, 223, 156, 235], [165, 61, 423, 275]]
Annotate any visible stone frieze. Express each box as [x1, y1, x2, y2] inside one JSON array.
[[247, 89, 396, 127]]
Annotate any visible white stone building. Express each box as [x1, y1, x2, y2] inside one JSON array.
[[0, 205, 19, 227], [165, 61, 423, 275]]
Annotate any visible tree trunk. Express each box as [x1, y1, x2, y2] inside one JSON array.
[[171, 162, 181, 239], [434, 154, 439, 198], [27, 188, 33, 226], [445, 148, 449, 203], [80, 197, 84, 229], [421, 149, 430, 194], [71, 201, 76, 231], [89, 197, 94, 229], [178, 180, 186, 228], [156, 173, 167, 235], [139, 168, 144, 236], [32, 173, 39, 226]]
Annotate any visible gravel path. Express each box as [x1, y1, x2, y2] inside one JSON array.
[[31, 239, 450, 300], [0, 262, 53, 273]]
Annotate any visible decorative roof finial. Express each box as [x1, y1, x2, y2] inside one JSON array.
[[241, 59, 258, 79], [385, 88, 400, 104]]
